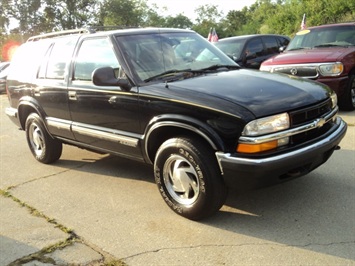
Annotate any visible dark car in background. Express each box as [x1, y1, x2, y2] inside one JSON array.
[[260, 22, 355, 111], [0, 62, 10, 93], [214, 34, 290, 69]]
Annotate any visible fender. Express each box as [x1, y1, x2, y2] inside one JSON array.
[[143, 114, 225, 164], [17, 96, 49, 131]]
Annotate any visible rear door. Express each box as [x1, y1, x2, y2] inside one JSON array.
[[35, 37, 78, 139], [67, 36, 143, 160]]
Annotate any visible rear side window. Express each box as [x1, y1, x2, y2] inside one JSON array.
[[74, 38, 120, 81], [38, 37, 77, 79]]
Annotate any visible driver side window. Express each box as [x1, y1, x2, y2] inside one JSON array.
[[245, 38, 264, 56], [74, 38, 121, 81]]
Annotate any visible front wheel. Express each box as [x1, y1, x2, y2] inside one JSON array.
[[154, 137, 227, 220], [339, 74, 355, 111], [25, 113, 63, 164]]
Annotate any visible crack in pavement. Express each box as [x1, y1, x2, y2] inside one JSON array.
[[1, 190, 119, 265], [5, 161, 92, 191], [122, 240, 355, 261]]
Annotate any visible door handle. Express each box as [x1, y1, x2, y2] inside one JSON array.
[[68, 91, 77, 100], [108, 96, 117, 104]]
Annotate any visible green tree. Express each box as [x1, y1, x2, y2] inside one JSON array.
[[164, 14, 193, 29], [43, 0, 99, 31], [225, 8, 248, 36], [141, 3, 166, 27], [192, 4, 224, 37], [99, 0, 146, 27], [6, 0, 43, 37]]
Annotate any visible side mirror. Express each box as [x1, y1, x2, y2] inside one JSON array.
[[92, 67, 131, 91], [279, 46, 286, 53]]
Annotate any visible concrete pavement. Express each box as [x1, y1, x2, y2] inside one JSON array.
[[1, 92, 354, 265]]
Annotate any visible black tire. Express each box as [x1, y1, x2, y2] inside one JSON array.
[[25, 113, 62, 164], [339, 74, 355, 111], [154, 137, 227, 220]]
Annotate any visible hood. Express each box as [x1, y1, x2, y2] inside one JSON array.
[[163, 69, 331, 118], [263, 47, 355, 65]]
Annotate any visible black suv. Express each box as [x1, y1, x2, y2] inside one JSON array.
[[214, 34, 290, 69], [5, 28, 347, 220]]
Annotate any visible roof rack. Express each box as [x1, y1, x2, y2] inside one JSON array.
[[88, 25, 134, 31], [27, 28, 91, 42], [26, 26, 137, 42]]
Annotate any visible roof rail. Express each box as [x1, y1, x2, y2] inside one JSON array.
[[26, 26, 137, 42], [88, 25, 134, 31], [27, 28, 92, 42]]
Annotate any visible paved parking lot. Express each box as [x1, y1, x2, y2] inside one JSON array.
[[1, 94, 354, 265]]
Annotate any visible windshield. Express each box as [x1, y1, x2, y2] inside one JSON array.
[[214, 39, 247, 59], [117, 32, 237, 82], [287, 25, 355, 51]]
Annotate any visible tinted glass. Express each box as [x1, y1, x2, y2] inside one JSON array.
[[214, 38, 247, 58], [245, 38, 264, 56], [262, 36, 279, 54], [277, 36, 290, 47]]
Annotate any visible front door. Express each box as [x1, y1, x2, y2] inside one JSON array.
[[68, 37, 143, 160]]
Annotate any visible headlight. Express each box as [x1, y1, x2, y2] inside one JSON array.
[[330, 92, 338, 109], [238, 113, 290, 153], [318, 62, 343, 76], [259, 65, 272, 72], [242, 113, 290, 136]]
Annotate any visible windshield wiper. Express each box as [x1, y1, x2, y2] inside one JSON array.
[[287, 47, 310, 51], [195, 64, 240, 72], [144, 65, 240, 82], [314, 44, 346, 48], [144, 69, 193, 82]]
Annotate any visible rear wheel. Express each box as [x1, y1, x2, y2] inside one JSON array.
[[154, 137, 227, 220], [339, 74, 355, 111], [25, 113, 62, 164]]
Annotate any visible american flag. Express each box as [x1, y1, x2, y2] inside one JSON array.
[[300, 14, 307, 30], [211, 28, 218, 42], [207, 28, 212, 42]]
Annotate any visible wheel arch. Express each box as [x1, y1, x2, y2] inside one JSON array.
[[348, 67, 355, 77], [143, 114, 225, 164], [17, 97, 47, 131]]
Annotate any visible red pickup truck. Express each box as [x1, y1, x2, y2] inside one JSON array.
[[260, 22, 355, 111]]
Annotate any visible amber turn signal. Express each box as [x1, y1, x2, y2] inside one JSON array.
[[237, 140, 278, 153]]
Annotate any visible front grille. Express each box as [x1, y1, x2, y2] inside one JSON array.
[[289, 99, 333, 145], [290, 99, 332, 126], [274, 66, 318, 78]]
